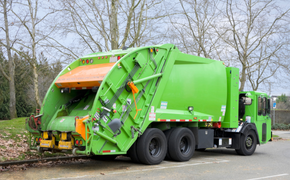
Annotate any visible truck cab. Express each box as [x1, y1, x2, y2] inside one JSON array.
[[239, 91, 271, 144]]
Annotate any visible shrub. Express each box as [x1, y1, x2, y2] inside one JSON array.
[[272, 123, 290, 130]]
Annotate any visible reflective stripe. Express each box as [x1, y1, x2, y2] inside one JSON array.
[[158, 119, 192, 122], [71, 87, 93, 90], [198, 119, 211, 122], [103, 150, 116, 153]]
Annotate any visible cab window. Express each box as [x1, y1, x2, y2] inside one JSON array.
[[258, 96, 270, 116], [258, 97, 263, 116], [262, 97, 267, 116], [266, 98, 270, 115]]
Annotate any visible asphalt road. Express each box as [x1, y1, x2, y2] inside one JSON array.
[[1, 131, 290, 180]]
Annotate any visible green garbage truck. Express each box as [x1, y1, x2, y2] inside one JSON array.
[[26, 44, 272, 165]]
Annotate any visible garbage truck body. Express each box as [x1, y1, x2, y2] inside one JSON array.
[[26, 44, 272, 165]]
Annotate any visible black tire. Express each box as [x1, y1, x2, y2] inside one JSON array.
[[136, 128, 167, 165], [235, 130, 257, 156], [168, 128, 195, 162], [127, 141, 140, 163], [164, 128, 176, 160], [91, 155, 117, 161]]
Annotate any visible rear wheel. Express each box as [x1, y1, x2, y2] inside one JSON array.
[[235, 130, 257, 156], [168, 128, 195, 161], [137, 128, 167, 165], [127, 141, 140, 163], [164, 128, 176, 160]]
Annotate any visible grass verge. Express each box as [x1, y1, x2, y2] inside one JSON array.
[[0, 118, 68, 162], [0, 118, 29, 141]]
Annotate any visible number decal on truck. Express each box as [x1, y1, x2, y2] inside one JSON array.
[[160, 101, 168, 109], [149, 113, 156, 121]]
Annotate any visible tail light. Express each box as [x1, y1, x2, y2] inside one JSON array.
[[86, 59, 89, 64], [117, 56, 121, 60], [213, 122, 222, 128]]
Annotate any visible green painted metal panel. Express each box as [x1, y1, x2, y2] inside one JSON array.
[[222, 67, 239, 128], [154, 52, 227, 123], [89, 44, 173, 154], [47, 116, 76, 132]]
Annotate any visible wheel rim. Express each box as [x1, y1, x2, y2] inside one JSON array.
[[149, 138, 161, 157], [179, 136, 190, 154], [245, 135, 253, 149]]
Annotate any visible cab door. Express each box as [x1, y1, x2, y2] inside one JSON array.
[[256, 96, 271, 143]]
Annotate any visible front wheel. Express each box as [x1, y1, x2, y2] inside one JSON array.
[[236, 130, 257, 156]]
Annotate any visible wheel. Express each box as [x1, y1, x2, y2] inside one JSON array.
[[72, 148, 78, 156], [37, 146, 44, 153], [136, 128, 167, 165], [235, 130, 257, 156], [164, 128, 176, 160], [91, 155, 117, 161], [127, 141, 140, 163], [168, 128, 195, 162]]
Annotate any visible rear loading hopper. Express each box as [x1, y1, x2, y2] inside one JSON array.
[[26, 44, 271, 164], [55, 63, 115, 89]]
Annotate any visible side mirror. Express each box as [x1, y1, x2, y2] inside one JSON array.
[[242, 97, 252, 105]]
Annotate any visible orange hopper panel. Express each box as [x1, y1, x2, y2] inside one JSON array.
[[55, 63, 115, 89], [75, 116, 90, 141]]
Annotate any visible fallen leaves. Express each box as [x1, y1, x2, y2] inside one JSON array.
[[0, 164, 28, 172], [1, 131, 11, 138], [0, 138, 30, 161], [0, 158, 91, 172], [0, 134, 91, 172]]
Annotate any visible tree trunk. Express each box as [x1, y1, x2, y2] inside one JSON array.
[[32, 63, 41, 108], [239, 66, 246, 91], [30, 0, 42, 109], [3, 0, 17, 119], [8, 59, 17, 119], [110, 0, 118, 50]]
